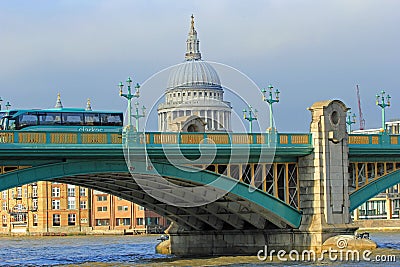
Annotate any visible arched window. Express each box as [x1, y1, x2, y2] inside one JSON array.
[[187, 124, 198, 132]]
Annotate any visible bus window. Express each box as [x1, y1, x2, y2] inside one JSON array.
[[18, 113, 38, 129], [0, 118, 5, 130], [8, 119, 16, 130], [100, 113, 123, 126], [62, 113, 84, 126], [84, 113, 100, 126], [38, 113, 62, 125]]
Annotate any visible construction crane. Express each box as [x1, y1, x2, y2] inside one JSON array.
[[356, 85, 366, 130]]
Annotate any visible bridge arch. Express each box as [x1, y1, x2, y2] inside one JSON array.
[[349, 169, 400, 211], [0, 160, 301, 230]]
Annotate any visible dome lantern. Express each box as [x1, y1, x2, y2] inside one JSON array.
[[185, 15, 201, 61]]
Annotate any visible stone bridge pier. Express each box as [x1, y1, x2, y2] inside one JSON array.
[[296, 100, 357, 252], [161, 100, 358, 255]]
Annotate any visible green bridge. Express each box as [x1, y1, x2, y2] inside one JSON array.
[[0, 100, 398, 254]]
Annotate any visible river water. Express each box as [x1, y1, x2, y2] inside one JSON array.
[[0, 232, 400, 266]]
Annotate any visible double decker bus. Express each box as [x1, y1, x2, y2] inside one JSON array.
[[0, 108, 123, 133]]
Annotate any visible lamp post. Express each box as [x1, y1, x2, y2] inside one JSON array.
[[0, 97, 3, 110], [243, 105, 257, 133], [261, 84, 280, 131], [5, 102, 11, 110], [119, 77, 140, 130], [132, 102, 146, 132], [346, 110, 356, 133], [376, 90, 391, 133]]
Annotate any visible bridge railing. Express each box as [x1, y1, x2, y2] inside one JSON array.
[[348, 133, 399, 147], [2, 130, 399, 147], [0, 130, 312, 147], [0, 131, 122, 144], [146, 132, 312, 146]]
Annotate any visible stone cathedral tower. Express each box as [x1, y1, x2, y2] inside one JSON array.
[[157, 15, 232, 132]]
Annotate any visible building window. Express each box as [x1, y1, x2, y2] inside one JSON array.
[[53, 214, 60, 226], [80, 201, 87, 209], [15, 213, 26, 224], [117, 206, 129, 211], [32, 186, 38, 198], [68, 200, 76, 210], [97, 206, 107, 212], [136, 218, 144, 225], [96, 219, 110, 226], [24, 188, 28, 198], [2, 215, 7, 227], [97, 195, 107, 201], [68, 214, 76, 226], [32, 199, 38, 211], [17, 204, 23, 211], [116, 218, 131, 226], [147, 217, 160, 225], [17, 187, 22, 198], [52, 200, 60, 210], [67, 187, 75, 197], [80, 188, 86, 197], [33, 214, 38, 226], [52, 187, 60, 197], [2, 191, 6, 200], [2, 202, 7, 211], [138, 205, 145, 210], [80, 218, 88, 224]]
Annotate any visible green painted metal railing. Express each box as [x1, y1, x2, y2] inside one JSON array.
[[348, 133, 397, 146], [0, 130, 312, 147]]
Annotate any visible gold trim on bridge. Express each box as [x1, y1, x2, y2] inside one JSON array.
[[111, 134, 122, 144], [18, 133, 46, 143], [50, 133, 77, 144], [232, 134, 252, 144], [0, 132, 14, 143], [153, 134, 177, 144], [82, 133, 107, 144], [391, 136, 398, 145], [181, 134, 203, 144], [291, 135, 309, 144], [280, 135, 288, 144], [349, 135, 370, 144], [206, 134, 229, 144]]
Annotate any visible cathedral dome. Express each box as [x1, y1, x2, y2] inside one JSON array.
[[158, 15, 231, 133], [167, 60, 221, 90]]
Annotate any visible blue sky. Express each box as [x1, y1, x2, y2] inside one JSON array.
[[1, 0, 399, 131]]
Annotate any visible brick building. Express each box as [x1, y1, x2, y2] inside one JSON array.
[[0, 168, 168, 235]]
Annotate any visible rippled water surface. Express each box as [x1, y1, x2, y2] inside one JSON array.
[[0, 232, 399, 266]]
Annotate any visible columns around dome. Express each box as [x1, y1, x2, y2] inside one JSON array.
[[157, 100, 231, 133]]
